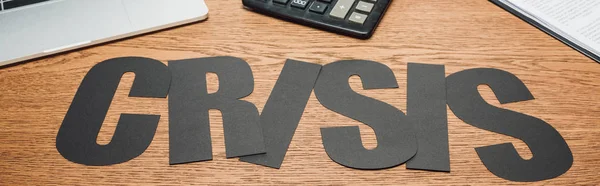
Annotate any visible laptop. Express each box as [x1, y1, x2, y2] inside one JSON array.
[[0, 0, 209, 66]]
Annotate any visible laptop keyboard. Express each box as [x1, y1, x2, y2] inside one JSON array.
[[1, 0, 50, 11]]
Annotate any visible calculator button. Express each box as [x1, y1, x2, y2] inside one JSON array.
[[356, 1, 374, 12], [348, 12, 368, 24], [273, 0, 289, 4], [309, 1, 328, 14], [291, 0, 310, 9], [329, 0, 355, 19]]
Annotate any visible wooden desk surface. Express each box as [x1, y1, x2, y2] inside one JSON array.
[[1, 0, 599, 185]]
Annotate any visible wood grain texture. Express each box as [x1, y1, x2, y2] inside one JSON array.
[[1, 0, 599, 185]]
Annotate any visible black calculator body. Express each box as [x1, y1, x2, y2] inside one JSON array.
[[242, 0, 392, 39]]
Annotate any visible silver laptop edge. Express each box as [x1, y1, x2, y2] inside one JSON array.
[[0, 0, 209, 66]]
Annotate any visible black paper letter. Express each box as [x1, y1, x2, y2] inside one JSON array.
[[240, 59, 322, 168], [406, 63, 450, 172], [56, 57, 171, 166], [168, 56, 265, 165], [446, 68, 573, 182], [314, 60, 417, 170]]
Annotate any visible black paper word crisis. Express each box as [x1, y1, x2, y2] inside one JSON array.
[[56, 56, 573, 182]]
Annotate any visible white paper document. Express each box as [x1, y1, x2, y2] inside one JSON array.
[[500, 0, 600, 57]]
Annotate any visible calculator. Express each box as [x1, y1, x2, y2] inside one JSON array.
[[242, 0, 391, 39]]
